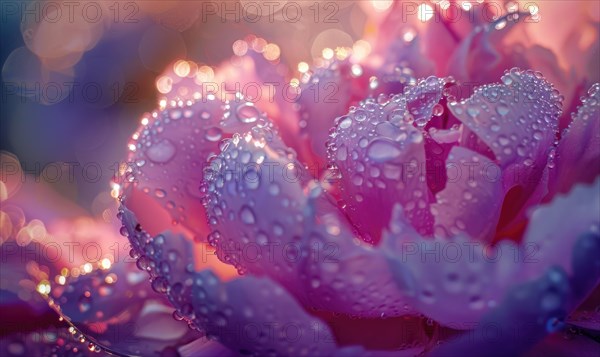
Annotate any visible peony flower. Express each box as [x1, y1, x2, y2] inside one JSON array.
[[115, 4, 600, 356], [3, 2, 598, 356]]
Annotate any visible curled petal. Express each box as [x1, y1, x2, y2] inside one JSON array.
[[449, 69, 562, 238], [385, 178, 600, 326], [296, 61, 363, 165], [429, 267, 572, 357], [299, 187, 414, 318], [449, 68, 561, 173], [384, 207, 518, 326]]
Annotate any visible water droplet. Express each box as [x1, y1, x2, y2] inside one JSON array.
[[432, 104, 444, 117], [146, 139, 176, 164], [205, 127, 223, 142], [467, 106, 480, 117], [367, 139, 401, 162], [496, 103, 510, 116], [339, 116, 352, 129], [239, 205, 256, 224], [236, 103, 260, 123], [268, 183, 280, 196], [354, 109, 367, 122]]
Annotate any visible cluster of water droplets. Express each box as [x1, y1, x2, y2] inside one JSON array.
[[448, 68, 562, 171], [121, 93, 271, 229], [325, 76, 450, 241]]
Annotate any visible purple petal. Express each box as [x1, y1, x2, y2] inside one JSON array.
[[119, 206, 339, 356], [448, 68, 562, 237], [520, 178, 600, 281], [430, 146, 503, 241], [202, 125, 310, 290]]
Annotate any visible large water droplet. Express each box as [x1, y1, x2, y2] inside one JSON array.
[[496, 103, 510, 116], [367, 139, 401, 162], [205, 127, 223, 142], [236, 103, 259, 123], [146, 139, 176, 164], [239, 205, 256, 224]]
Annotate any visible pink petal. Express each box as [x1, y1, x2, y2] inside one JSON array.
[[521, 178, 600, 280], [383, 205, 518, 326], [202, 126, 311, 290], [296, 61, 367, 166], [123, 97, 257, 238]]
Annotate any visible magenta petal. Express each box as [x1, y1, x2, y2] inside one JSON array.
[[300, 188, 413, 318], [430, 146, 503, 241], [384, 179, 600, 326], [327, 77, 448, 241], [550, 83, 600, 195], [297, 61, 361, 164], [448, 69, 562, 235], [190, 271, 338, 356]]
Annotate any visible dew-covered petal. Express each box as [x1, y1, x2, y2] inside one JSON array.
[[327, 77, 448, 241], [190, 271, 338, 357], [123, 97, 258, 238], [448, 69, 562, 238], [202, 126, 311, 292], [385, 178, 600, 326], [550, 83, 600, 195], [430, 146, 503, 241], [449, 68, 561, 174], [383, 211, 518, 326], [119, 206, 339, 356], [383, 175, 600, 328]]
